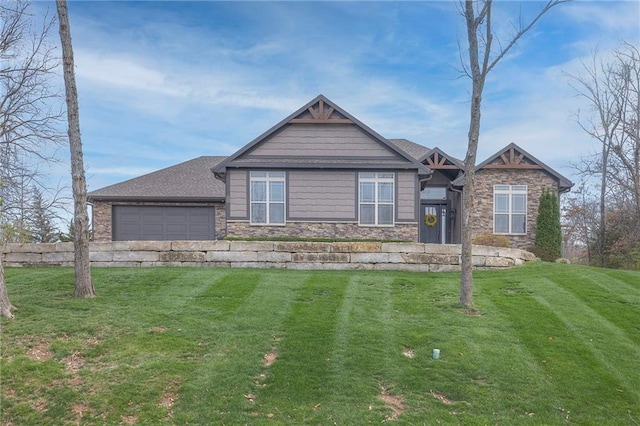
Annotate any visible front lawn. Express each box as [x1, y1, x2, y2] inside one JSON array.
[[1, 263, 639, 424]]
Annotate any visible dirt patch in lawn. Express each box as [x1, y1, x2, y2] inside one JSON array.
[[379, 385, 404, 421], [121, 415, 138, 424], [31, 398, 48, 413], [148, 326, 167, 333], [27, 341, 53, 361], [430, 390, 454, 405], [160, 381, 180, 418], [263, 350, 277, 367], [62, 351, 86, 374], [402, 349, 415, 358], [72, 402, 90, 421]]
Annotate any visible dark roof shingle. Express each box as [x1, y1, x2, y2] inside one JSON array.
[[388, 138, 431, 161], [88, 156, 226, 201]]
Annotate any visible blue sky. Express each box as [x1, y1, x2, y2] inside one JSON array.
[[32, 0, 640, 197]]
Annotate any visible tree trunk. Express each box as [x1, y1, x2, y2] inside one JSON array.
[[0, 249, 16, 319], [460, 88, 482, 308], [598, 146, 608, 267], [56, 0, 95, 298], [459, 0, 486, 309]]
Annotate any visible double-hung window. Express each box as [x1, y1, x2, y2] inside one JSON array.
[[359, 172, 394, 226], [494, 185, 527, 234], [250, 171, 285, 224]]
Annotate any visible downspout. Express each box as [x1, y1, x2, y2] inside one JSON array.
[[417, 173, 433, 243], [449, 184, 464, 244]]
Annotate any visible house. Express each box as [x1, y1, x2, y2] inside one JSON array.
[[88, 95, 572, 249]]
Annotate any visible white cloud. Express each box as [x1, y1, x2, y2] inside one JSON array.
[[75, 50, 185, 97]]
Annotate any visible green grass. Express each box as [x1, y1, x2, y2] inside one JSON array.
[[1, 263, 639, 425]]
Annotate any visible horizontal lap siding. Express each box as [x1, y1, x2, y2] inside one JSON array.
[[250, 124, 397, 158], [228, 170, 248, 219], [288, 171, 356, 220], [396, 171, 417, 221]]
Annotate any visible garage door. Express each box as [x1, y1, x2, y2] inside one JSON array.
[[113, 206, 215, 241]]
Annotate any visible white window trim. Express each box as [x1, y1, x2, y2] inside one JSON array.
[[358, 172, 395, 227], [250, 171, 286, 225], [493, 184, 527, 235]]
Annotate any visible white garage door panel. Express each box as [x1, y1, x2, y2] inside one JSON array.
[[113, 206, 214, 241]]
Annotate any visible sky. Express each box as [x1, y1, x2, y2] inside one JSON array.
[[27, 0, 640, 211]]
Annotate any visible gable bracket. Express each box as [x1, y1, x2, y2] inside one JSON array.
[[426, 151, 460, 169], [498, 147, 529, 167], [289, 99, 353, 124]]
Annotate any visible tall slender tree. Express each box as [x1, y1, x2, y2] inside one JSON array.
[[56, 0, 95, 298], [459, 0, 566, 307]]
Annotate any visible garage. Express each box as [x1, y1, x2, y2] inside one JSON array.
[[113, 206, 215, 241]]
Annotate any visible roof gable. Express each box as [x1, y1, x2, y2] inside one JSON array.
[[213, 95, 431, 176], [452, 143, 573, 190], [419, 147, 464, 170]]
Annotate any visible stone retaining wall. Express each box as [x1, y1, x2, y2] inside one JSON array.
[[2, 241, 537, 272]]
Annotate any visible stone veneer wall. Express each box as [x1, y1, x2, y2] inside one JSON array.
[[92, 201, 112, 241], [471, 169, 558, 250], [226, 222, 419, 242], [91, 202, 226, 241], [2, 241, 537, 272]]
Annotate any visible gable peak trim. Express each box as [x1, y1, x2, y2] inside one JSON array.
[[484, 145, 543, 169], [419, 147, 463, 170], [289, 98, 353, 124]]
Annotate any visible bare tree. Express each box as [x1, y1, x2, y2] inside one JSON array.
[[568, 41, 640, 268], [56, 0, 95, 298], [562, 182, 599, 263], [566, 49, 623, 266], [459, 0, 566, 308], [1, 0, 63, 318], [610, 43, 640, 216]]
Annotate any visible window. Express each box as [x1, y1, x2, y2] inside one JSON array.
[[494, 185, 527, 234], [420, 186, 447, 200], [250, 171, 285, 224], [359, 172, 394, 226]]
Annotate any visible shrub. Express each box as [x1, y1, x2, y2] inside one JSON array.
[[473, 234, 511, 248], [534, 189, 562, 261]]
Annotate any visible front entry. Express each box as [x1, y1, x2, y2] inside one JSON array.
[[420, 203, 448, 244]]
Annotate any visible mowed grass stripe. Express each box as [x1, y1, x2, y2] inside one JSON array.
[[458, 296, 559, 422], [324, 274, 396, 423], [256, 272, 349, 421], [523, 276, 640, 404], [175, 269, 307, 424], [493, 276, 638, 422], [100, 268, 234, 328], [555, 267, 640, 343], [191, 269, 262, 318], [580, 267, 640, 300]]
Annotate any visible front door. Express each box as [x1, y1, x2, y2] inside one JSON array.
[[420, 203, 448, 244]]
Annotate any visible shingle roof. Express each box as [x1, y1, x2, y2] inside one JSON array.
[[388, 138, 431, 161], [87, 156, 226, 201]]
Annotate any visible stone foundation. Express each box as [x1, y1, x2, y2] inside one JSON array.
[[226, 221, 418, 242], [2, 241, 537, 272]]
